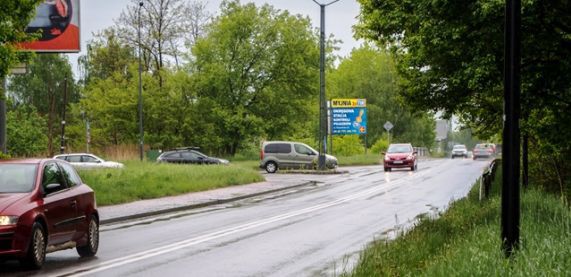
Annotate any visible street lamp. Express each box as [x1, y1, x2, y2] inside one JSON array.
[[312, 0, 341, 170], [138, 1, 144, 161]]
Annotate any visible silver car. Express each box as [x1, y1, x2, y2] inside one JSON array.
[[53, 153, 124, 169], [259, 141, 338, 173], [451, 144, 468, 158]]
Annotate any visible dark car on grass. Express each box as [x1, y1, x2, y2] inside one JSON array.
[[156, 147, 229, 165], [0, 159, 99, 269], [383, 143, 418, 172]]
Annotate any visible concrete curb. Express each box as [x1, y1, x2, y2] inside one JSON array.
[[100, 181, 317, 225]]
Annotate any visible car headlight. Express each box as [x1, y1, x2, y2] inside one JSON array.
[[406, 155, 414, 160], [384, 156, 390, 161], [0, 216, 19, 226]]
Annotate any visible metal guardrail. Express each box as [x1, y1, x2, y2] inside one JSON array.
[[480, 159, 500, 201], [413, 147, 429, 157]]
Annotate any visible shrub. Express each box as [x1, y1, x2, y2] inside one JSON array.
[[332, 135, 365, 156], [370, 137, 389, 154]]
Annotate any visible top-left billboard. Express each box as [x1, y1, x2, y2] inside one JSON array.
[[19, 0, 80, 53]]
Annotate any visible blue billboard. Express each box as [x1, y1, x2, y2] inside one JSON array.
[[331, 107, 367, 135]]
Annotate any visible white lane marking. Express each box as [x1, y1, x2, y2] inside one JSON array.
[[53, 183, 394, 277]]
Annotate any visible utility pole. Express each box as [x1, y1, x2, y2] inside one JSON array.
[[502, 0, 521, 257], [312, 0, 341, 170], [138, 1, 145, 161]]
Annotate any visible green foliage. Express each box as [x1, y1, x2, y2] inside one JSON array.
[[78, 161, 264, 206], [6, 105, 48, 157], [356, 0, 570, 196], [9, 54, 77, 156], [332, 135, 365, 156], [0, 152, 11, 160], [0, 0, 42, 78], [328, 46, 436, 148], [370, 136, 389, 154], [191, 0, 321, 155]]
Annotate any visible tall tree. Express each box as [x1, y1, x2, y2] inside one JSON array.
[[191, 0, 321, 155], [9, 54, 77, 155], [329, 46, 435, 148], [356, 0, 571, 194], [78, 28, 137, 84], [115, 0, 212, 78]]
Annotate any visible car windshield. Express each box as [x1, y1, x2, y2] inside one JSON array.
[[475, 144, 489, 149], [0, 164, 38, 193], [453, 145, 466, 150], [387, 145, 412, 153]]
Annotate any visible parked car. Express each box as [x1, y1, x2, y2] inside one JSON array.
[[0, 159, 99, 269], [156, 147, 229, 165], [383, 143, 418, 172], [259, 141, 338, 173], [53, 153, 124, 169], [451, 144, 468, 158], [473, 143, 495, 160]]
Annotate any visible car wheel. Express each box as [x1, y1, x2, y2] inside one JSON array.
[[265, 161, 278, 173], [452, 155, 455, 159], [77, 215, 99, 257], [384, 167, 391, 172], [20, 222, 46, 269]]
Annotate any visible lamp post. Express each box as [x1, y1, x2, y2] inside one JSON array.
[[138, 1, 144, 161], [312, 0, 341, 170]]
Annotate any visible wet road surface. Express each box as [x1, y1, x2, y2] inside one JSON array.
[[1, 158, 490, 276]]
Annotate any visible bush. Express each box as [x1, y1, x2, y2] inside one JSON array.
[[370, 137, 389, 154], [332, 135, 365, 156]]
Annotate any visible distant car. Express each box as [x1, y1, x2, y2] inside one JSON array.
[[156, 147, 229, 165], [53, 153, 124, 169], [451, 144, 468, 158], [0, 159, 99, 269], [383, 143, 418, 172], [259, 141, 338, 173], [473, 143, 495, 160]]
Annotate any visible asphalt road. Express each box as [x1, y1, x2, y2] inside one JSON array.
[[2, 158, 490, 277]]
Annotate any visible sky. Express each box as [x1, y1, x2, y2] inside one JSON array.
[[68, 0, 363, 78]]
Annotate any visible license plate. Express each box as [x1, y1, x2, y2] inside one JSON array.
[[393, 161, 403, 164]]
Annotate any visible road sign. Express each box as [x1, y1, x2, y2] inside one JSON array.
[[331, 107, 367, 135], [384, 121, 394, 131]]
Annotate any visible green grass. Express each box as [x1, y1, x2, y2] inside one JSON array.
[[337, 153, 382, 166], [78, 161, 264, 206], [346, 168, 571, 276]]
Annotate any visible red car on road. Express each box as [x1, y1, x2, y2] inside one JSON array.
[[0, 159, 99, 269], [383, 143, 418, 172]]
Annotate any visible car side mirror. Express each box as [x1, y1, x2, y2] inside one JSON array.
[[45, 183, 63, 195], [381, 152, 386, 155], [413, 151, 418, 155]]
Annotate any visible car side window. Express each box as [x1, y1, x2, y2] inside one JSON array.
[[55, 156, 67, 161], [181, 152, 199, 160], [42, 163, 67, 194], [59, 162, 82, 187], [165, 153, 180, 159], [67, 155, 81, 162], [294, 144, 313, 155], [82, 155, 99, 163]]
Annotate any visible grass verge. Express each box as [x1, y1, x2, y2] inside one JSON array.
[[346, 167, 571, 276], [78, 161, 264, 206], [337, 154, 382, 166]]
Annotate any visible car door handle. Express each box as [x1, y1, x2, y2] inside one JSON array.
[[70, 200, 77, 207]]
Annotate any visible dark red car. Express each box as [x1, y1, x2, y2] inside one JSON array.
[[0, 159, 99, 269], [383, 143, 418, 172]]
